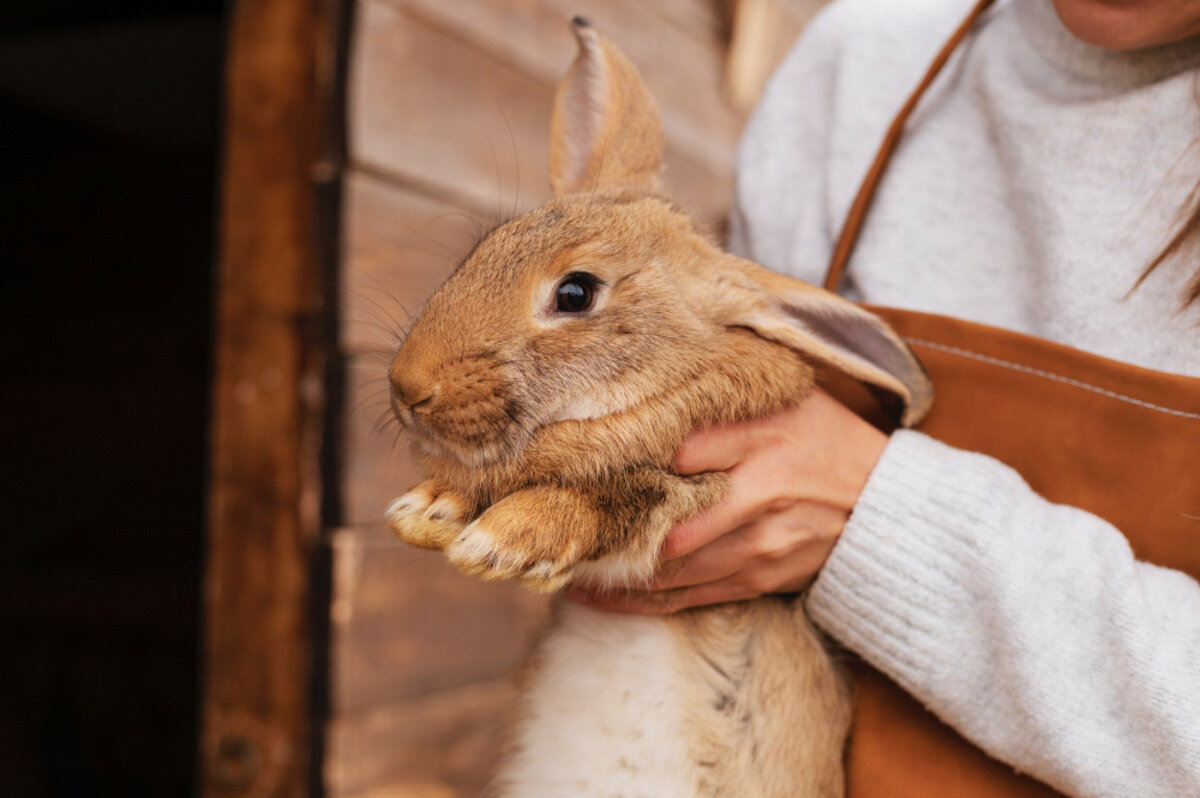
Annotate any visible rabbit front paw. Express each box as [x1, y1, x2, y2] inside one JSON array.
[[385, 479, 471, 551], [445, 486, 599, 592]]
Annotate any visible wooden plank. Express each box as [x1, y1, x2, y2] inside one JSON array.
[[397, 0, 568, 83], [394, 0, 740, 175], [339, 170, 479, 354], [340, 352, 424, 526], [350, 1, 735, 221], [348, 1, 554, 214], [200, 0, 338, 794], [663, 147, 735, 231], [641, 0, 724, 43], [782, 0, 832, 26], [325, 681, 516, 797], [329, 525, 550, 712]]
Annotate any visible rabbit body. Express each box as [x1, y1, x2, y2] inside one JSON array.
[[385, 19, 932, 798]]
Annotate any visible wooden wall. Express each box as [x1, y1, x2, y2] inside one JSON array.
[[328, 2, 823, 795]]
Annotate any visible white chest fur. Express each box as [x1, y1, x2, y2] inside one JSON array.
[[495, 603, 701, 798], [492, 596, 851, 798]]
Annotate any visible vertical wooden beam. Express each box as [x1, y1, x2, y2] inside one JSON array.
[[201, 0, 339, 794]]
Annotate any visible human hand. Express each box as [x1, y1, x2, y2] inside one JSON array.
[[566, 389, 888, 613]]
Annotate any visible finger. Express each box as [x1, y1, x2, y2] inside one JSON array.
[[661, 466, 764, 559], [660, 579, 763, 611], [565, 587, 680, 615], [673, 421, 758, 475], [568, 578, 763, 615], [649, 526, 751, 590]]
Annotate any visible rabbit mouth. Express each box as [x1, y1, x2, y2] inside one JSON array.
[[398, 392, 536, 466]]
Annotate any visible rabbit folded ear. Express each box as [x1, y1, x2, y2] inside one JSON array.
[[550, 18, 665, 196], [729, 265, 934, 427]]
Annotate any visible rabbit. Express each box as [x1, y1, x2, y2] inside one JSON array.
[[384, 18, 933, 798]]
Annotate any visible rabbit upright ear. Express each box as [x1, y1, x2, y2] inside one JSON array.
[[550, 18, 665, 196], [729, 265, 934, 427]]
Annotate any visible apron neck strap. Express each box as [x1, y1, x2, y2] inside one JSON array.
[[822, 0, 997, 292]]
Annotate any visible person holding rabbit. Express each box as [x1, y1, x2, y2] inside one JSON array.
[[568, 0, 1200, 795]]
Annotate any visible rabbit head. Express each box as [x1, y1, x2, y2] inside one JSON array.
[[388, 19, 931, 499]]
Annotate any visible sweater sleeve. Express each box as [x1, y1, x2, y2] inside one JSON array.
[[806, 430, 1200, 797]]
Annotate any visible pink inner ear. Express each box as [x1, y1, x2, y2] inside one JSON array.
[[771, 294, 933, 426], [559, 43, 609, 190], [782, 301, 921, 385]]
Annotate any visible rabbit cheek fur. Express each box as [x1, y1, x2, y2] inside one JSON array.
[[384, 20, 932, 798]]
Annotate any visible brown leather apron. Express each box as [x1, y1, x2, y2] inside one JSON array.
[[822, 1, 1200, 793]]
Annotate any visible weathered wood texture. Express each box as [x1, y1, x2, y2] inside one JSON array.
[[330, 525, 548, 712], [327, 681, 517, 797], [331, 2, 825, 795], [201, 0, 340, 795]]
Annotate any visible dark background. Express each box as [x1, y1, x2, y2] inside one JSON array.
[[0, 1, 224, 794]]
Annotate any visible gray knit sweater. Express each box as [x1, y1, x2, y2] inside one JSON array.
[[729, 0, 1200, 795]]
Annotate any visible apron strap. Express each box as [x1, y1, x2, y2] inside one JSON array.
[[823, 0, 997, 292]]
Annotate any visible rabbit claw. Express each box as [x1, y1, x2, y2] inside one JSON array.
[[385, 479, 469, 550]]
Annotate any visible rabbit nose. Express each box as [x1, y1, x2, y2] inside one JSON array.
[[389, 356, 437, 409]]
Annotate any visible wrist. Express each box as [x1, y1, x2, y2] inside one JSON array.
[[794, 389, 889, 514]]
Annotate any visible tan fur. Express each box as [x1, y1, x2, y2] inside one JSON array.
[[670, 602, 853, 796], [384, 19, 932, 796]]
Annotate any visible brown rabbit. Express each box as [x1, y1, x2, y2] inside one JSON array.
[[385, 19, 932, 797]]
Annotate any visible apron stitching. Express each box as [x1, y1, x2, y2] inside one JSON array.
[[904, 338, 1200, 421]]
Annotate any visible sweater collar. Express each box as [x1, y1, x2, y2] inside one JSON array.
[[1011, 0, 1200, 88]]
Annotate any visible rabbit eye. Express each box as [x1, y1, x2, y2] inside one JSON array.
[[555, 273, 599, 314]]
